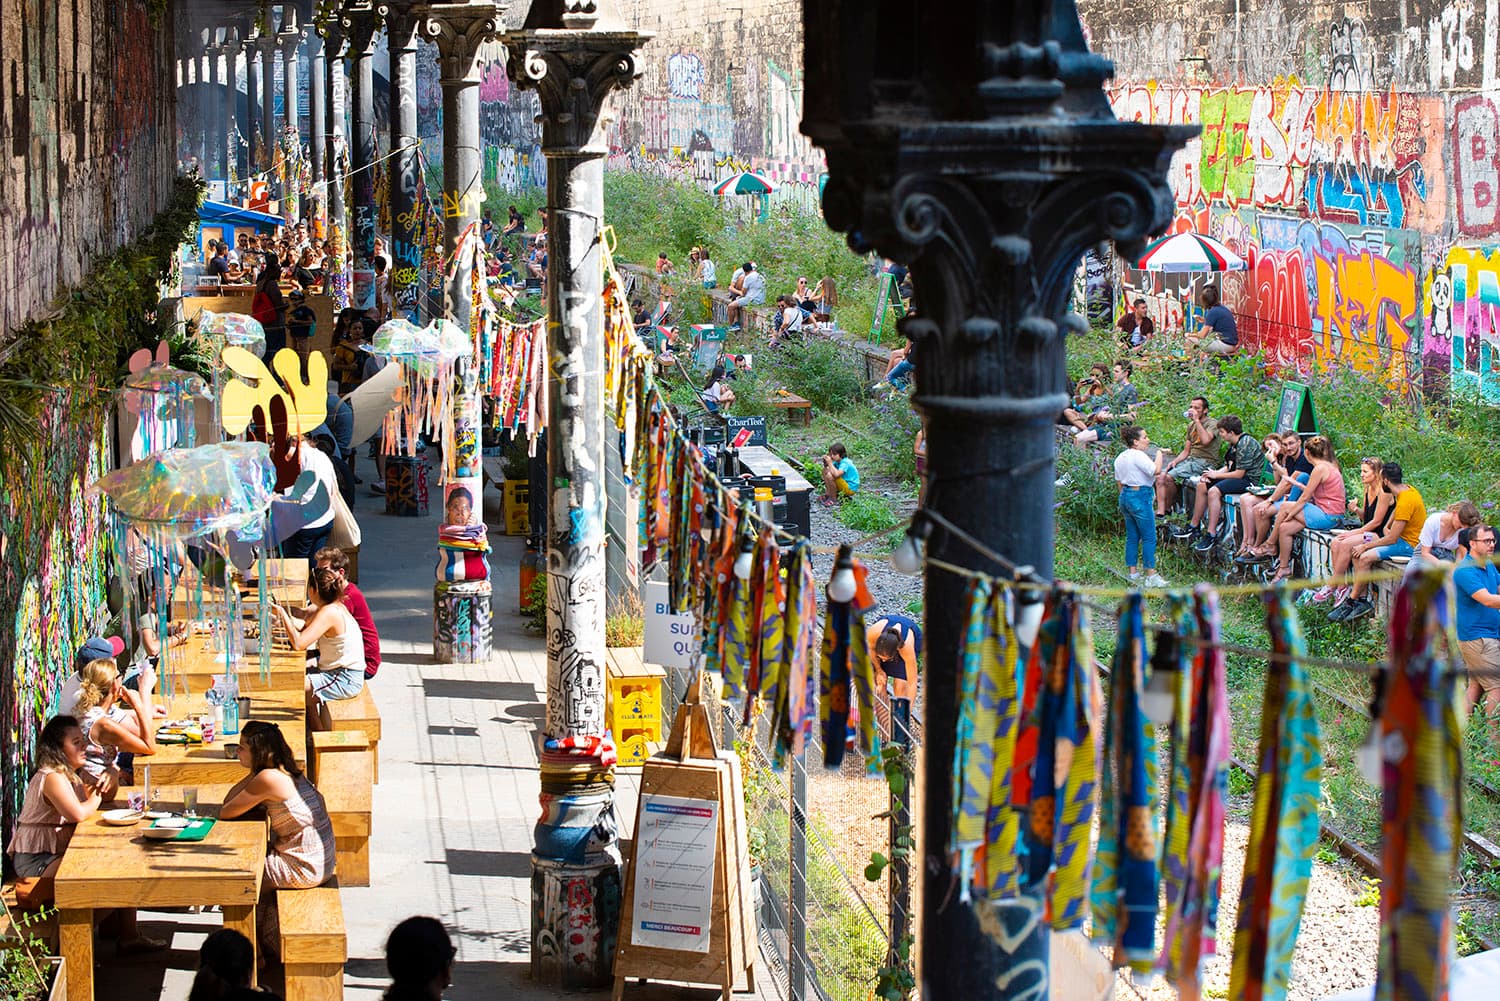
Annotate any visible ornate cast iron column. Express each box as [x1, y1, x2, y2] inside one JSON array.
[[803, 3, 1192, 996], [503, 0, 649, 988], [419, 3, 503, 666], [246, 27, 264, 173], [319, 18, 348, 294], [279, 11, 306, 219], [386, 3, 423, 322], [206, 35, 224, 183], [342, 2, 380, 307], [223, 29, 243, 187], [198, 36, 213, 174], [258, 31, 277, 183], [308, 26, 326, 218]]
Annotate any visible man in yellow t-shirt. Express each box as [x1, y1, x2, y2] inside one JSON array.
[[1334, 461, 1426, 622]]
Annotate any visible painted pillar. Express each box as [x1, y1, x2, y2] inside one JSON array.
[[388, 7, 422, 322], [320, 20, 348, 305], [308, 30, 325, 228], [801, 4, 1191, 997], [246, 34, 262, 173], [259, 35, 277, 182], [206, 40, 224, 183], [343, 5, 380, 310], [424, 6, 499, 666], [222, 32, 242, 188], [280, 15, 303, 218], [197, 41, 212, 175], [503, 2, 649, 988]]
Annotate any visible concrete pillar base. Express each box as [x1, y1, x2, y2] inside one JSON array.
[[530, 855, 623, 990], [432, 581, 492, 664]]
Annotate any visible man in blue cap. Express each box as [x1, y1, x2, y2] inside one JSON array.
[[58, 636, 125, 714]]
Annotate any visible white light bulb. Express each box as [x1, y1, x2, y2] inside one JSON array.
[[890, 533, 923, 575], [733, 549, 755, 581], [1014, 600, 1044, 649], [827, 566, 857, 603], [1140, 670, 1176, 726]]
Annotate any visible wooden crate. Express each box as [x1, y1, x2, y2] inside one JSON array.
[[606, 648, 666, 767]]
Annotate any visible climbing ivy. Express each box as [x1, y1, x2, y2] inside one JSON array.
[[0, 175, 205, 452]]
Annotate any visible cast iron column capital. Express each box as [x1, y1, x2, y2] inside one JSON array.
[[500, 31, 648, 155], [340, 1, 381, 55], [414, 3, 504, 84], [382, 1, 422, 50]]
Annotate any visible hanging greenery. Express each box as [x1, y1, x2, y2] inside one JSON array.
[[0, 175, 205, 451]]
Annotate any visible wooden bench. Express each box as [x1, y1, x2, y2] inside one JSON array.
[[325, 687, 381, 782], [308, 729, 370, 785], [318, 749, 373, 887], [1, 880, 58, 952], [278, 884, 346, 1001]]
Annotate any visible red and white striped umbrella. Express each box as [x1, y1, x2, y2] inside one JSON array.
[[1134, 232, 1246, 273], [713, 171, 776, 196]]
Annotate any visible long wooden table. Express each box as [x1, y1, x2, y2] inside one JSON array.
[[136, 686, 307, 786], [55, 785, 266, 1001]]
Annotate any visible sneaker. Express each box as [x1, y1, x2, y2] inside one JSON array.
[[1142, 572, 1168, 588], [1128, 569, 1142, 582], [1309, 585, 1336, 603], [1192, 535, 1216, 553], [1342, 597, 1375, 622], [1171, 524, 1198, 539], [1334, 585, 1351, 605], [370, 479, 386, 495], [1328, 597, 1356, 622]]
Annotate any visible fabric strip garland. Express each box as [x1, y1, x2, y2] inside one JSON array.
[[1376, 569, 1463, 1001], [819, 557, 879, 773], [1092, 593, 1158, 974], [1229, 590, 1321, 1001]]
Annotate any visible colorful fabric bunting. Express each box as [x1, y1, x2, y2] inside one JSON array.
[[1092, 593, 1158, 973], [819, 559, 878, 773], [765, 541, 819, 768], [1376, 569, 1463, 1001], [1160, 586, 1230, 1000], [1230, 590, 1321, 1001]]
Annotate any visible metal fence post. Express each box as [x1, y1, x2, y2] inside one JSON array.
[[790, 750, 809, 1001], [889, 752, 911, 967]]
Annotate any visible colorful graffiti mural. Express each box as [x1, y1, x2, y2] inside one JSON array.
[[1425, 247, 1500, 403]]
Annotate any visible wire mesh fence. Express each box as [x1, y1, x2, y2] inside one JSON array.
[[663, 665, 921, 1001]]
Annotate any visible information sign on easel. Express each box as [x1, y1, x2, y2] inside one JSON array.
[[613, 675, 756, 1001], [1273, 380, 1320, 436], [869, 270, 907, 342]]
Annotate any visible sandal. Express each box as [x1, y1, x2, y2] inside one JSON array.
[[1269, 566, 1294, 584], [117, 935, 169, 956]]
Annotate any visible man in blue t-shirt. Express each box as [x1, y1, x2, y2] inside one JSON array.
[[1190, 284, 1238, 357], [1454, 524, 1500, 735]]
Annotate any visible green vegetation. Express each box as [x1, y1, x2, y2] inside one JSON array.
[[0, 175, 205, 446], [836, 492, 901, 536]]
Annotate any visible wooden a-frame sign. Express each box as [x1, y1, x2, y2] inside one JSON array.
[[613, 675, 757, 1001], [1274, 380, 1319, 436]]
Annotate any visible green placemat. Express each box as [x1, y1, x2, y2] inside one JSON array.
[[152, 817, 216, 842]]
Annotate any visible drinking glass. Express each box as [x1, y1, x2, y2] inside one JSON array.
[[127, 791, 146, 814], [182, 787, 199, 818]]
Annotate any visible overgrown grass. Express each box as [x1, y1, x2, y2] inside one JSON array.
[[835, 492, 901, 536]]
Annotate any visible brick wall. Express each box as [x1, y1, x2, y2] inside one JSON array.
[[1076, 0, 1500, 403], [0, 0, 178, 340]]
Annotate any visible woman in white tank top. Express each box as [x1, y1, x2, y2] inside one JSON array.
[[274, 565, 366, 730]]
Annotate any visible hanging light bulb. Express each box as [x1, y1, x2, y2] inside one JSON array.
[[890, 514, 932, 576], [732, 526, 756, 581], [1014, 595, 1044, 649], [827, 543, 858, 603], [1140, 634, 1179, 725]]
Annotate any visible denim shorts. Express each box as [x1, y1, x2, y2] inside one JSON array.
[[1373, 539, 1416, 560], [1303, 506, 1340, 531], [310, 666, 364, 702]]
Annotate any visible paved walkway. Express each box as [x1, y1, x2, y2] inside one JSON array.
[[114, 470, 748, 999]]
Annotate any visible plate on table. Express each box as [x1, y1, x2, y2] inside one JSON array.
[[154, 816, 190, 829], [144, 811, 172, 820], [143, 826, 182, 840], [101, 809, 143, 826]]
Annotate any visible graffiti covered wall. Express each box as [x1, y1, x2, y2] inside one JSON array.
[[1078, 0, 1500, 401], [0, 0, 178, 340], [417, 1, 825, 209]]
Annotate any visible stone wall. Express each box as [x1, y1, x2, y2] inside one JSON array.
[[1077, 0, 1500, 402], [0, 0, 178, 340], [417, 0, 824, 212]]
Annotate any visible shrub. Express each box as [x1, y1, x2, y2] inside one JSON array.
[[768, 340, 864, 412], [836, 491, 901, 535], [1053, 443, 1121, 537]]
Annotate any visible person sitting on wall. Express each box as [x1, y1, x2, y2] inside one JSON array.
[[1117, 297, 1155, 351], [726, 263, 766, 330], [1154, 395, 1219, 517], [1186, 285, 1238, 356], [1169, 414, 1262, 550], [700, 362, 736, 414], [1330, 461, 1427, 623], [1235, 432, 1313, 558], [1073, 359, 1139, 447]]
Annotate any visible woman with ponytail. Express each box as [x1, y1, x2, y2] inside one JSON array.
[[272, 564, 365, 730], [73, 658, 157, 799]]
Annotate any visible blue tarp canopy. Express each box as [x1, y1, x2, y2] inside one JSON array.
[[198, 200, 283, 232]]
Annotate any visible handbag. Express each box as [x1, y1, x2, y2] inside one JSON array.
[[327, 482, 362, 550]]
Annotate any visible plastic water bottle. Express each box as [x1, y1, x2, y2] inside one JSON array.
[[222, 693, 240, 736]]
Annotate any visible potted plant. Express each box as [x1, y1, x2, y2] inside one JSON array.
[[0, 901, 65, 1001]]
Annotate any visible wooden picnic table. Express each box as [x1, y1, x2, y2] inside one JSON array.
[[136, 686, 307, 786], [171, 632, 307, 694], [55, 784, 266, 1001], [172, 559, 309, 619], [771, 391, 813, 427]]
